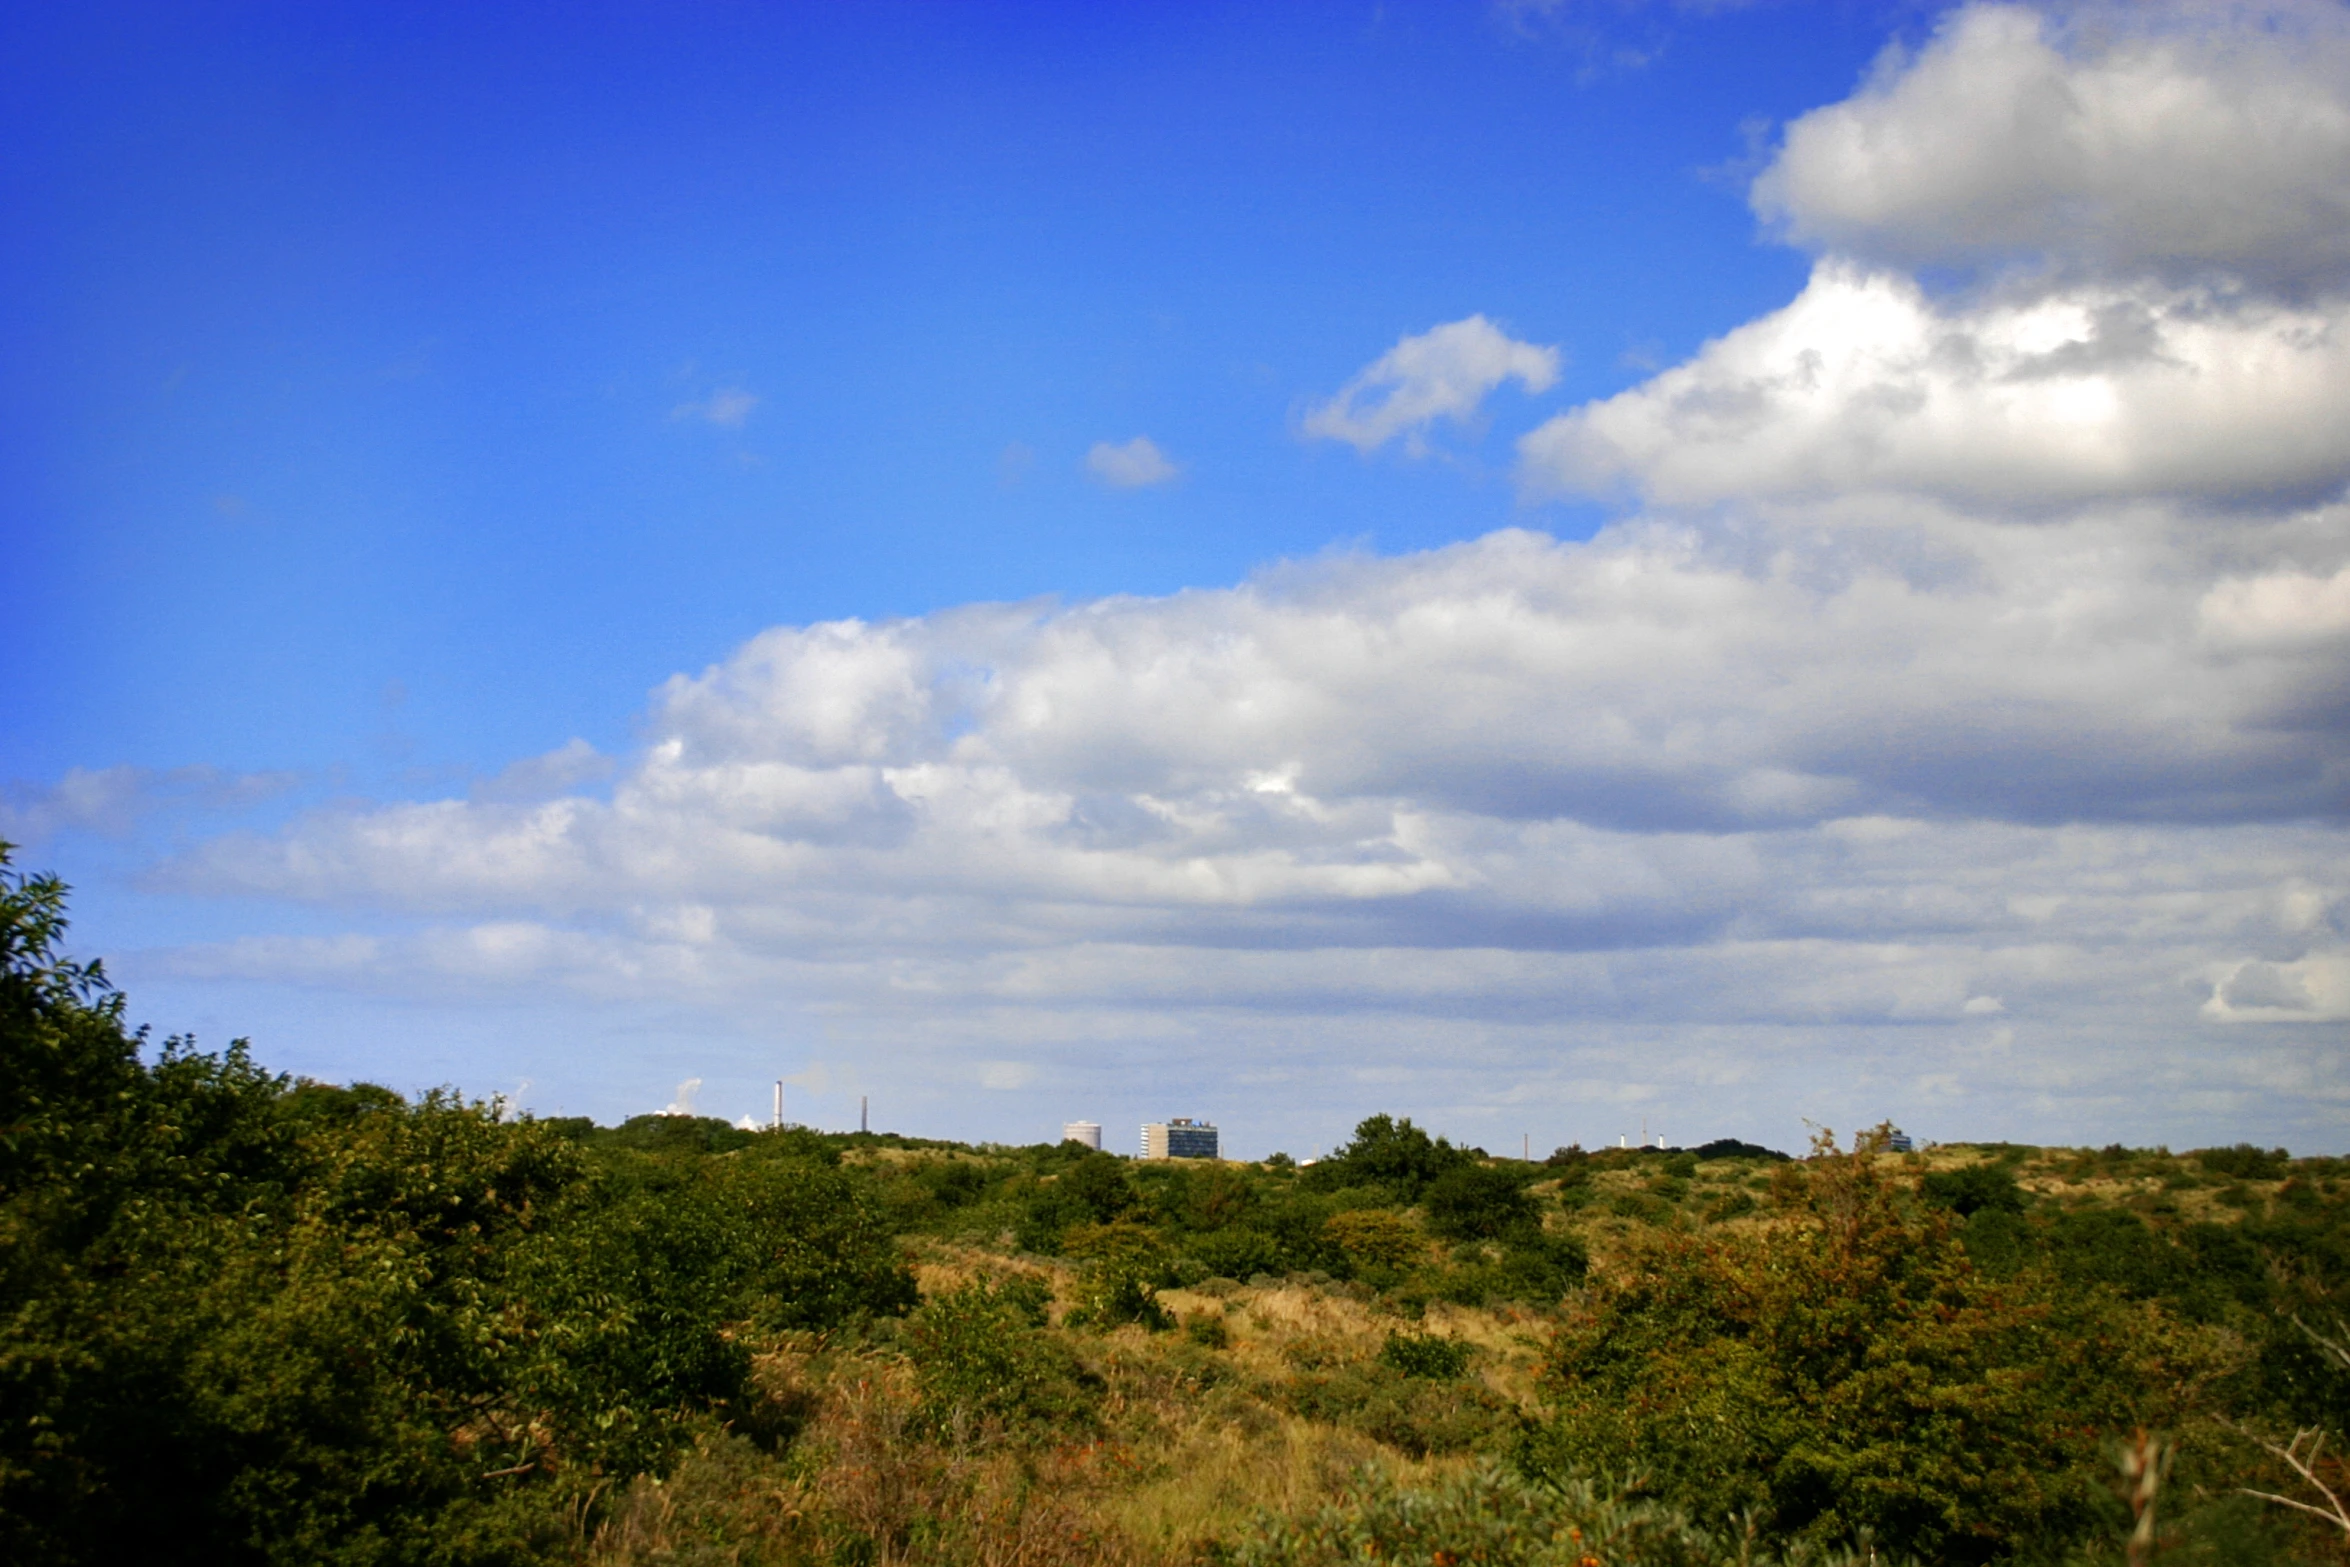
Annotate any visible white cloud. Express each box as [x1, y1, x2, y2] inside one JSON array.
[[1518, 4, 2350, 514], [1517, 263, 2350, 509], [672, 388, 758, 428], [2198, 565, 2350, 651], [470, 739, 614, 803], [2, 764, 297, 844], [1752, 2, 2350, 289], [1306, 316, 1560, 454], [154, 513, 2347, 1089], [2203, 952, 2350, 1022], [1086, 437, 1180, 488]]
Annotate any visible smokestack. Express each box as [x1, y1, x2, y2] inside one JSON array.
[[773, 1080, 783, 1131], [861, 1095, 868, 1134]]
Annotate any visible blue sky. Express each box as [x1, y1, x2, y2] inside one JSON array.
[[6, 1, 1882, 777], [6, 1, 2348, 1155]]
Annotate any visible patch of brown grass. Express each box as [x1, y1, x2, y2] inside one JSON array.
[[591, 1259, 1555, 1567]]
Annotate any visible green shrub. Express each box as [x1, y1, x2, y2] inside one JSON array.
[[0, 850, 918, 1567], [2196, 1144, 2291, 1181], [1520, 1137, 2167, 1565], [1301, 1114, 1473, 1202], [1921, 1161, 2028, 1217], [1184, 1311, 1232, 1349], [1423, 1163, 1537, 1241], [1377, 1330, 1471, 1379], [1703, 1191, 1758, 1224], [1279, 1363, 1510, 1457], [902, 1279, 1096, 1435], [1062, 1227, 1175, 1330]]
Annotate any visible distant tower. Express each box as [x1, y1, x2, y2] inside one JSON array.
[[860, 1095, 869, 1134], [1063, 1120, 1102, 1150]]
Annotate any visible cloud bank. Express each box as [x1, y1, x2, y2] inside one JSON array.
[[119, 1, 2350, 1147]]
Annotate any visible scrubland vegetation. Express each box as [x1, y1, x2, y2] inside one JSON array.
[[7, 848, 2350, 1565]]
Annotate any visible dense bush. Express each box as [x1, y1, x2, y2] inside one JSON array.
[[0, 851, 916, 1567], [2196, 1144, 2293, 1181], [1279, 1361, 1510, 1458], [1423, 1162, 1538, 1241], [1377, 1330, 1471, 1379], [902, 1277, 1094, 1436], [1301, 1113, 1472, 1201], [1920, 1159, 2027, 1217], [1519, 1135, 2180, 1565]]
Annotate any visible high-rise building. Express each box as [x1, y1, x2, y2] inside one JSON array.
[[1062, 1120, 1102, 1150], [1140, 1117, 1219, 1160]]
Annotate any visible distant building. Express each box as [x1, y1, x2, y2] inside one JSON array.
[[1141, 1117, 1219, 1160], [1885, 1127, 1916, 1154], [1062, 1120, 1102, 1150]]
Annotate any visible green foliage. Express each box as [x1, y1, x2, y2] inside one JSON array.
[[1184, 1310, 1233, 1348], [902, 1278, 1095, 1435], [1013, 1149, 1133, 1252], [1921, 1160, 2028, 1217], [0, 848, 917, 1567], [1066, 1258, 1173, 1331], [2194, 1144, 2292, 1181], [1520, 1138, 2172, 1565], [594, 1112, 756, 1156], [1423, 1163, 1538, 1241], [1378, 1330, 1471, 1379], [1279, 1361, 1511, 1458], [1303, 1113, 1472, 1202], [1694, 1139, 1790, 1162]]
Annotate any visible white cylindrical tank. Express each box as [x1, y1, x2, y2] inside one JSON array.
[[1062, 1120, 1102, 1149]]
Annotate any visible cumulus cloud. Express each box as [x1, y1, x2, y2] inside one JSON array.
[[1305, 316, 1560, 454], [1521, 4, 2350, 514], [2205, 953, 2350, 1022], [1085, 437, 1180, 488], [156, 515, 2347, 1081], [1752, 3, 2350, 290], [1517, 264, 2350, 508]]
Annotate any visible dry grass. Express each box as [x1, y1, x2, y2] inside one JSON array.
[[588, 1247, 1555, 1567]]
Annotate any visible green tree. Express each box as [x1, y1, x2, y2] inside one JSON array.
[[1519, 1132, 2181, 1564], [1423, 1162, 1538, 1241], [1305, 1113, 1471, 1201]]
